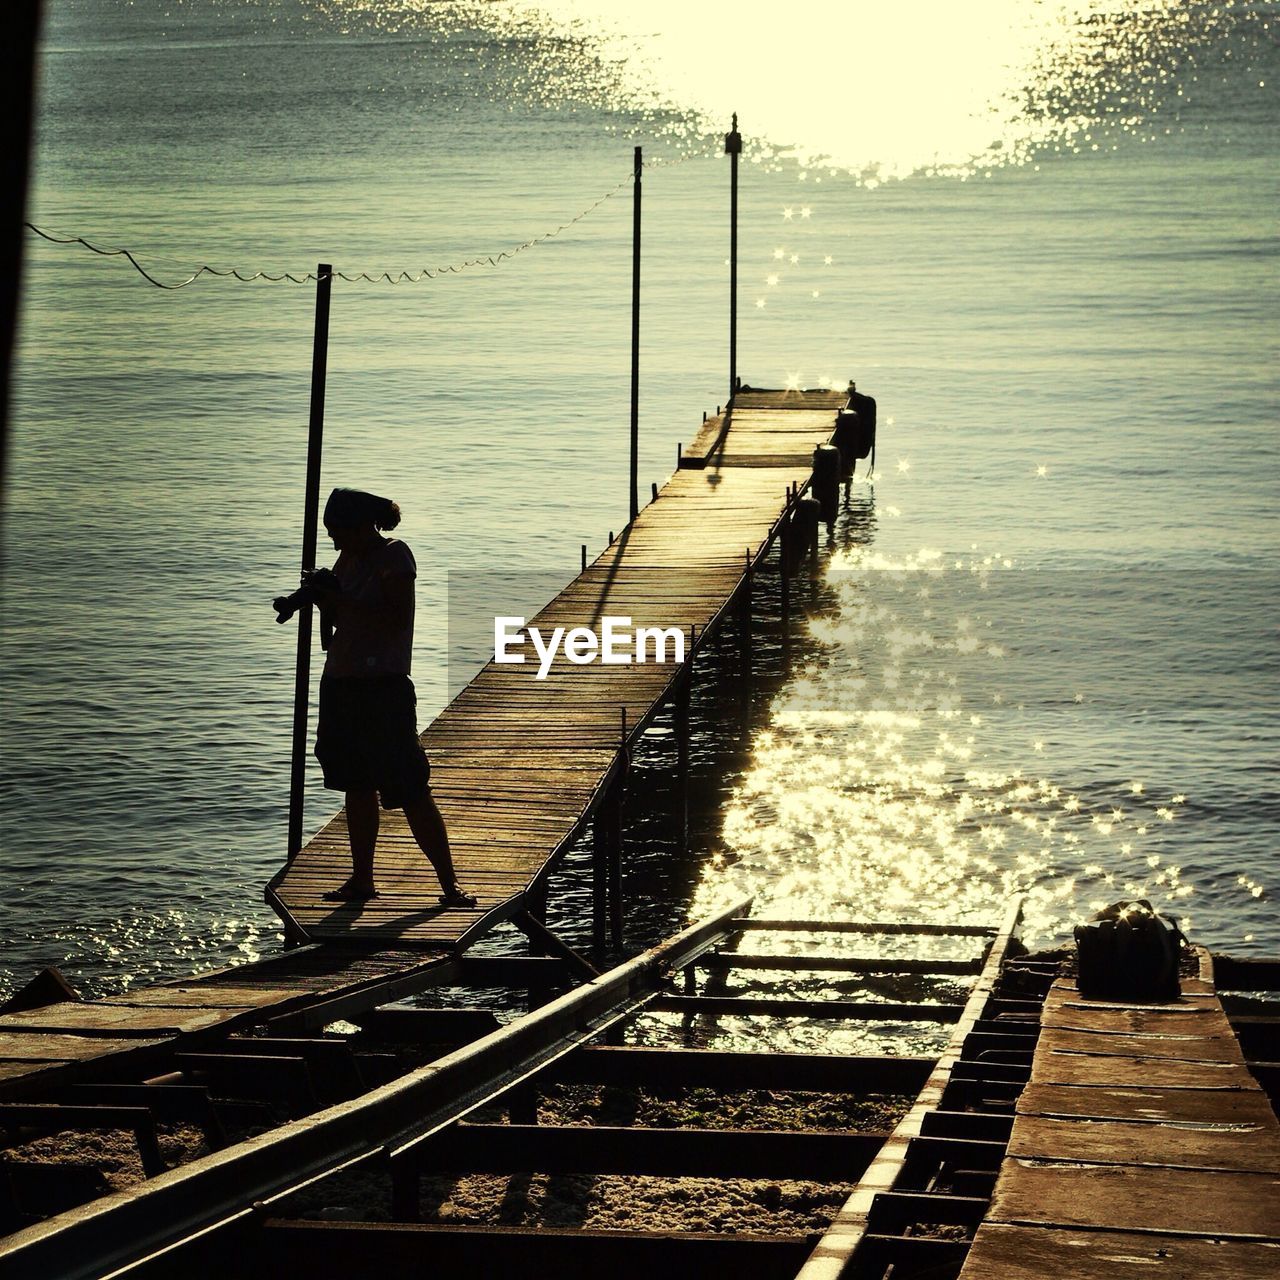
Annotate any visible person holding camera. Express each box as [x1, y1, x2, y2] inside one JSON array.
[[304, 486, 476, 909]]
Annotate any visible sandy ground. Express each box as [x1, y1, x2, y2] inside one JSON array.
[[283, 1083, 914, 1235]]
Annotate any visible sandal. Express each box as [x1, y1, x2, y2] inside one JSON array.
[[438, 887, 478, 909], [323, 878, 379, 902]]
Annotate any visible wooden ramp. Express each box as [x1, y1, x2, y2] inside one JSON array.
[[0, 947, 452, 1099], [269, 390, 844, 948], [958, 951, 1280, 1279]]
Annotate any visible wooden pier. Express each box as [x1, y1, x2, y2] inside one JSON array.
[[957, 951, 1280, 1280], [268, 388, 845, 947], [1, 388, 842, 1100]]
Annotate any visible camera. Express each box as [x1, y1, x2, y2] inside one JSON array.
[[273, 567, 341, 624]]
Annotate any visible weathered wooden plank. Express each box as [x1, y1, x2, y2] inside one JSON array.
[[0, 1033, 168, 1062], [961, 1223, 1280, 1280], [0, 1004, 234, 1036], [102, 986, 306, 1009], [1042, 1003, 1236, 1038], [0, 1060, 58, 1082], [987, 1159, 1280, 1239], [1032, 1049, 1256, 1090], [1018, 1082, 1280, 1127], [1037, 1025, 1246, 1065], [1007, 1113, 1280, 1172]]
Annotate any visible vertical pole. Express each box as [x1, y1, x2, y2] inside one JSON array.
[[608, 783, 623, 951], [725, 113, 742, 404], [780, 491, 792, 653], [675, 666, 691, 848], [739, 546, 753, 722], [1, 0, 42, 494], [592, 813, 608, 964], [610, 707, 627, 950], [630, 145, 642, 524], [287, 263, 332, 862]]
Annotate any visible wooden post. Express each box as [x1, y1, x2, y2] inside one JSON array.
[[525, 878, 549, 928], [780, 491, 792, 653], [607, 783, 623, 952], [610, 707, 627, 950], [594, 708, 628, 962], [739, 546, 753, 679], [675, 665, 691, 848], [581, 543, 587, 573], [592, 809, 608, 963], [725, 114, 742, 404], [629, 145, 642, 524], [287, 263, 332, 862]]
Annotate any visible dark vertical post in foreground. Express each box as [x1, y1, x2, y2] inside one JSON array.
[[287, 263, 333, 861], [779, 491, 792, 655], [609, 708, 627, 950], [738, 546, 753, 727], [629, 145, 642, 524], [725, 113, 742, 404], [675, 665, 691, 848], [1, 0, 42, 489]]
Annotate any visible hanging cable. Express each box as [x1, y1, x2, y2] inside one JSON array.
[[23, 169, 637, 290]]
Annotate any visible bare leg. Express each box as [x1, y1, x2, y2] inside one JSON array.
[[340, 788, 379, 895], [403, 791, 473, 904]]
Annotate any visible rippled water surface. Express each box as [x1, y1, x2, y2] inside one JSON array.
[[1, 0, 1276, 997]]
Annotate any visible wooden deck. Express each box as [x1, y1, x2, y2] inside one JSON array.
[[0, 947, 452, 1099], [268, 389, 844, 947], [958, 950, 1280, 1278]]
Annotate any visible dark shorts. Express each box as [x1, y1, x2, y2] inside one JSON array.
[[315, 675, 432, 810]]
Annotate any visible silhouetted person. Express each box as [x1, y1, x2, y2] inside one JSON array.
[[309, 487, 475, 909], [836, 379, 877, 494]]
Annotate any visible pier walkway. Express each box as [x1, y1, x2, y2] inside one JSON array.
[[958, 950, 1280, 1279], [268, 389, 843, 947], [1, 390, 842, 1096]]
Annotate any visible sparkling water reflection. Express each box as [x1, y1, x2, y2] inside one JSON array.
[[692, 502, 1276, 950]]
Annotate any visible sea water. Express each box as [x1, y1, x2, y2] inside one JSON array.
[[1, 0, 1276, 997]]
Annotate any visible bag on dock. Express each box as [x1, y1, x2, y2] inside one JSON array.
[[1074, 899, 1185, 1001]]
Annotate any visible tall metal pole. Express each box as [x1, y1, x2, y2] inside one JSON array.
[[629, 145, 642, 524], [725, 113, 742, 405], [287, 262, 332, 861], [1, 0, 43, 490]]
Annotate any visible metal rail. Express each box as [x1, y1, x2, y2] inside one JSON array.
[[0, 901, 1030, 1280], [0, 897, 752, 1280], [794, 896, 1028, 1280]]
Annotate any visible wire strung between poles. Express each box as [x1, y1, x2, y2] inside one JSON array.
[[22, 170, 637, 290]]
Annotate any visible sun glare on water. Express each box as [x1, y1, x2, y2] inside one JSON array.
[[464, 0, 1184, 176], [686, 540, 1241, 947]]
